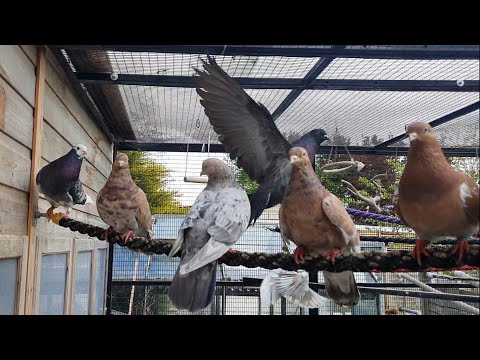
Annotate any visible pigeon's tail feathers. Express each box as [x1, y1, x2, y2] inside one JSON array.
[[168, 261, 217, 312], [323, 270, 360, 306]]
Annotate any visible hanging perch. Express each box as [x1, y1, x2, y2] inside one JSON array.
[[183, 120, 211, 184], [319, 160, 365, 174]]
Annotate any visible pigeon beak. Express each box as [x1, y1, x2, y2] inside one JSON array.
[[200, 169, 205, 176], [118, 160, 125, 167], [290, 155, 299, 163], [408, 133, 418, 142], [81, 150, 88, 157], [323, 136, 329, 142]]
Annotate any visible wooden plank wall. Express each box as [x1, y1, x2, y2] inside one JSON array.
[[0, 45, 113, 314]]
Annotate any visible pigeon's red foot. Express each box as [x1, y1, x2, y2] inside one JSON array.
[[100, 227, 115, 240], [294, 246, 306, 264], [50, 212, 69, 225], [327, 248, 341, 265], [227, 248, 239, 254], [121, 230, 136, 242], [412, 240, 430, 266], [45, 207, 55, 221], [450, 239, 470, 262]]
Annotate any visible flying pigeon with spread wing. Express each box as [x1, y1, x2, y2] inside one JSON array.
[[394, 121, 479, 265], [168, 158, 250, 313], [36, 144, 93, 220], [194, 56, 328, 225], [260, 268, 327, 308], [280, 147, 361, 306], [96, 152, 153, 243]]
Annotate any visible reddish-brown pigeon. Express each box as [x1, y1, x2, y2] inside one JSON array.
[[394, 121, 479, 265], [96, 153, 153, 243], [279, 147, 361, 306]]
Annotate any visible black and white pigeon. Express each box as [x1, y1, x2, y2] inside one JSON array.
[[36, 144, 93, 220], [194, 56, 329, 225], [168, 158, 250, 312]]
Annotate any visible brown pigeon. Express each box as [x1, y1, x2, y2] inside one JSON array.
[[394, 121, 479, 265], [96, 153, 153, 243], [279, 147, 361, 306]]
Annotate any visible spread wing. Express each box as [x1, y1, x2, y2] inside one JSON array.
[[194, 56, 292, 184]]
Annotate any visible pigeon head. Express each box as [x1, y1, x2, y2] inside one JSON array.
[[73, 144, 88, 158], [308, 129, 329, 145], [113, 152, 130, 171], [200, 158, 234, 185], [289, 147, 311, 168], [405, 122, 437, 144]]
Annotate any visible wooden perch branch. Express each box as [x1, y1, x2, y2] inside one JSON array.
[[341, 179, 383, 213]]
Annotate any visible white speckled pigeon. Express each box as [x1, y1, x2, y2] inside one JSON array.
[[194, 56, 328, 225], [96, 152, 153, 244], [168, 158, 250, 312], [395, 121, 479, 265], [36, 144, 93, 220], [260, 268, 327, 309], [280, 147, 361, 307]]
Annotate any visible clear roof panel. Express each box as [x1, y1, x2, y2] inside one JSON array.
[[275, 91, 479, 147], [318, 58, 479, 80]]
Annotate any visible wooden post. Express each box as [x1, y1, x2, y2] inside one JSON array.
[[24, 45, 46, 314]]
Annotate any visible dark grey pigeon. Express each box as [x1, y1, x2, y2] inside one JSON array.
[[168, 158, 250, 313], [194, 56, 329, 225], [36, 144, 93, 220]]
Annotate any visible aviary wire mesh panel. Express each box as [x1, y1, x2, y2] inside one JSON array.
[[275, 91, 479, 147], [113, 85, 291, 143], [389, 110, 480, 148], [109, 150, 480, 315], [318, 58, 479, 80], [61, 47, 479, 148]]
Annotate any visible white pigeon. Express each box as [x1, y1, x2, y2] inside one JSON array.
[[260, 268, 327, 309]]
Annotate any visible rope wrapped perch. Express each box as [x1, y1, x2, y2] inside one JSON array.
[[56, 217, 480, 272]]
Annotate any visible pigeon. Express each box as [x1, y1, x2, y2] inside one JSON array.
[[394, 121, 479, 265], [194, 56, 329, 225], [279, 147, 361, 306], [168, 158, 250, 312], [36, 144, 93, 220], [260, 268, 327, 309], [96, 152, 153, 243]]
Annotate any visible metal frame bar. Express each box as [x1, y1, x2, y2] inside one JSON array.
[[74, 72, 479, 92], [116, 141, 480, 157], [272, 46, 344, 120], [375, 101, 480, 148], [51, 45, 480, 59], [110, 280, 479, 302]]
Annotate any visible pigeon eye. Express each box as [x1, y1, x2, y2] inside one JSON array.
[[424, 128, 427, 132], [76, 147, 79, 150]]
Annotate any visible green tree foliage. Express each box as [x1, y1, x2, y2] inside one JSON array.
[[124, 151, 188, 215]]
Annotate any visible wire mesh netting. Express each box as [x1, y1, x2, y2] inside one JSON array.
[[60, 47, 480, 146], [108, 150, 480, 315]]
